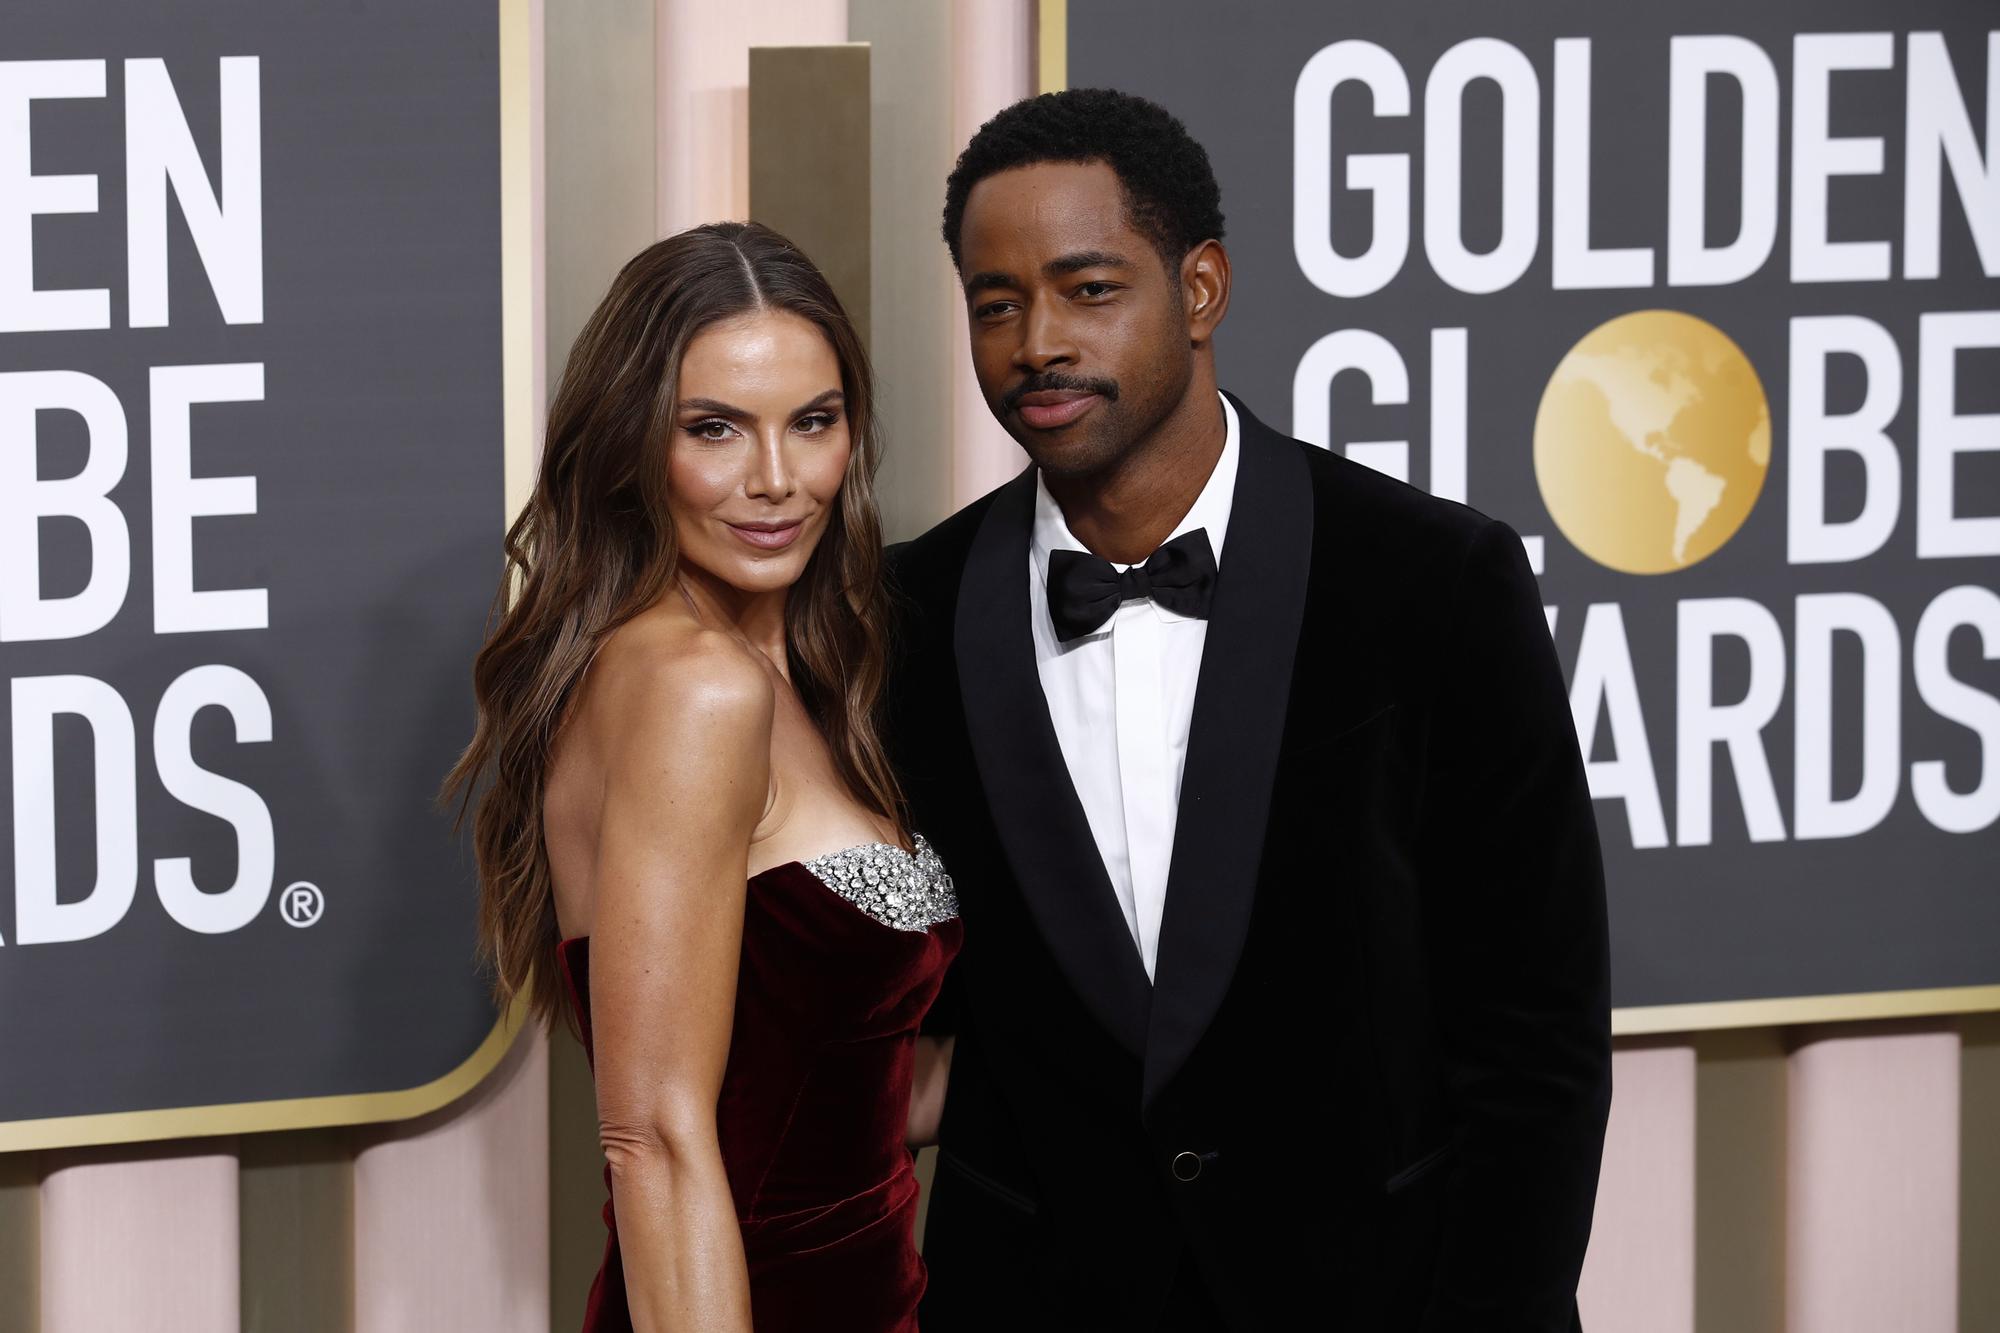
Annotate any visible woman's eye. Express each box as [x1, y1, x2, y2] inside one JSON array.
[[794, 411, 840, 436], [684, 419, 735, 442]]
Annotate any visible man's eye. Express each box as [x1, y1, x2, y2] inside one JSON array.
[[1077, 282, 1116, 298], [976, 301, 1016, 319]]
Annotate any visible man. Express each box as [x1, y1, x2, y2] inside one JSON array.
[[890, 88, 1610, 1332]]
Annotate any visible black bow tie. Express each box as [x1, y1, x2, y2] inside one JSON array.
[[1046, 529, 1217, 643]]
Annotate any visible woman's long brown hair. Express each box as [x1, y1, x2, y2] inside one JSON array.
[[440, 221, 904, 1033]]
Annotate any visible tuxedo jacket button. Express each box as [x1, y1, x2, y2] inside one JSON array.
[[1171, 1151, 1202, 1182]]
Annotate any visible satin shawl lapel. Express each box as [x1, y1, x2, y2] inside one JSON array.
[[1144, 398, 1313, 1107], [953, 470, 1153, 1056]]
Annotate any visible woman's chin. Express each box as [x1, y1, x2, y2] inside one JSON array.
[[683, 546, 814, 598]]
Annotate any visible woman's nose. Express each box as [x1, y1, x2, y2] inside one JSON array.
[[743, 430, 798, 500]]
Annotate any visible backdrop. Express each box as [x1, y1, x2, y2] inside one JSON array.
[[1, 0, 511, 1147], [1066, 0, 2000, 1024]]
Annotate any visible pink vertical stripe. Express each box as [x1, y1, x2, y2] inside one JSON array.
[[654, 0, 849, 237], [948, 0, 1035, 507], [353, 1031, 551, 1333], [1787, 1026, 1960, 1333], [1578, 1043, 1697, 1333], [40, 1141, 239, 1333]]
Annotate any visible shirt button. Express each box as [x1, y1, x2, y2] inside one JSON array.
[[1171, 1151, 1203, 1182]]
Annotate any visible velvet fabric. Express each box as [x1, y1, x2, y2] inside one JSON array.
[[557, 858, 962, 1332], [887, 394, 1611, 1331]]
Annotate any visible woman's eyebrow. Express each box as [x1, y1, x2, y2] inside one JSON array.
[[678, 388, 845, 419], [678, 396, 749, 417]]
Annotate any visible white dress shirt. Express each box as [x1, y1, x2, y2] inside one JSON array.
[[1027, 392, 1240, 981]]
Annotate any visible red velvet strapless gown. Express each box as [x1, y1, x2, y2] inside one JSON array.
[[556, 835, 961, 1333]]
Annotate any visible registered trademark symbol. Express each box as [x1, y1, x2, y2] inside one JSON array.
[[280, 881, 324, 928]]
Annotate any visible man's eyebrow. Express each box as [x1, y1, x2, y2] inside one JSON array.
[[963, 270, 1019, 294], [679, 388, 845, 419], [1045, 250, 1131, 276], [964, 251, 1132, 294]]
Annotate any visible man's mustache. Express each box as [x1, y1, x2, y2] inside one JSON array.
[[1003, 373, 1121, 413]]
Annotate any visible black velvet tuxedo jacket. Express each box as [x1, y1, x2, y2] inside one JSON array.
[[887, 395, 1611, 1332]]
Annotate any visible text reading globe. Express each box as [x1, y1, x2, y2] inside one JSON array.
[[1533, 310, 1770, 575]]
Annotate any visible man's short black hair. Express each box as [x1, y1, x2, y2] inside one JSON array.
[[941, 88, 1225, 273]]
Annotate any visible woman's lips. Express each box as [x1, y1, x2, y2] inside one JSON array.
[[728, 519, 805, 551], [1016, 392, 1100, 430]]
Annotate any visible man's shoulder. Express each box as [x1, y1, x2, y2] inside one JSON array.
[[1259, 425, 1504, 585], [887, 479, 1017, 607]]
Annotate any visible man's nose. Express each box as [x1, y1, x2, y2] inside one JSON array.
[[1012, 299, 1077, 373]]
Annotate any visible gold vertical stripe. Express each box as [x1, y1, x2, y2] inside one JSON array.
[[1036, 0, 1067, 95], [548, 1031, 605, 1325], [748, 45, 874, 348], [238, 1130, 353, 1333], [0, 1152, 38, 1333], [1962, 1013, 2000, 1330], [850, 0, 956, 542], [1694, 1028, 1788, 1331]]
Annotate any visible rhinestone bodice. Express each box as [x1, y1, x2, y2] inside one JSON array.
[[799, 833, 960, 933]]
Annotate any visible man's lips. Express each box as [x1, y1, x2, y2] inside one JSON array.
[[1015, 391, 1100, 430], [727, 518, 806, 551]]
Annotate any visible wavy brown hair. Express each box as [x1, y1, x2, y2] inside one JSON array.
[[441, 221, 904, 1033]]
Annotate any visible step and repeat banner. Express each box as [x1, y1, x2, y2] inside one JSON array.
[[1065, 2, 1999, 1025], [2, 1, 515, 1147]]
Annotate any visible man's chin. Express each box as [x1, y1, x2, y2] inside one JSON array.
[[1012, 424, 1121, 480]]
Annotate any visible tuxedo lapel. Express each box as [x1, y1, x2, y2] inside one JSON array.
[[1144, 396, 1314, 1107], [954, 470, 1154, 1056]]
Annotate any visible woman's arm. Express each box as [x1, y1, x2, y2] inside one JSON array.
[[586, 633, 773, 1333], [906, 1035, 955, 1149]]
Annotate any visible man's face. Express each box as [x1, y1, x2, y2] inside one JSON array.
[[958, 160, 1192, 479]]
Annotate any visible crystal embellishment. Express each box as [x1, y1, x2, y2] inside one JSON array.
[[801, 834, 960, 933]]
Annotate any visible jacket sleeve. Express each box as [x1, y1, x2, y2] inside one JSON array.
[[1416, 517, 1612, 1332]]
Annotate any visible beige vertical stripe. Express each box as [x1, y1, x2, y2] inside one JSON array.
[[1787, 1024, 1960, 1333], [851, 0, 956, 541], [948, 0, 1035, 507], [1694, 1027, 1788, 1332], [543, 0, 657, 1321], [0, 1151, 38, 1332], [354, 1032, 550, 1333], [655, 0, 849, 237], [1578, 1041, 1696, 1333], [238, 1129, 353, 1333], [40, 1141, 240, 1333], [1959, 1013, 2000, 1332]]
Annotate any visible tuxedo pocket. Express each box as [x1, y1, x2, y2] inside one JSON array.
[[1286, 700, 1399, 762], [936, 1147, 1041, 1217], [1383, 1137, 1455, 1195]]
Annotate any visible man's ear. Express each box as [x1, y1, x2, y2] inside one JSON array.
[[1182, 239, 1231, 348]]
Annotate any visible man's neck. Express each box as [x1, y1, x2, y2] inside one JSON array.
[[1046, 372, 1226, 565]]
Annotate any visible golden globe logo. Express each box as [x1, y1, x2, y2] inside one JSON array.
[[1286, 31, 2000, 852], [1534, 311, 1771, 575]]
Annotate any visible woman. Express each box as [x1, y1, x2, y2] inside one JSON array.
[[443, 221, 959, 1332]]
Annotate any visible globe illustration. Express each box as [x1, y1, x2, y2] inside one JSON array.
[[1533, 310, 1770, 575]]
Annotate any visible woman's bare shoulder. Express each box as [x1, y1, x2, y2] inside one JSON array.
[[584, 604, 774, 776]]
